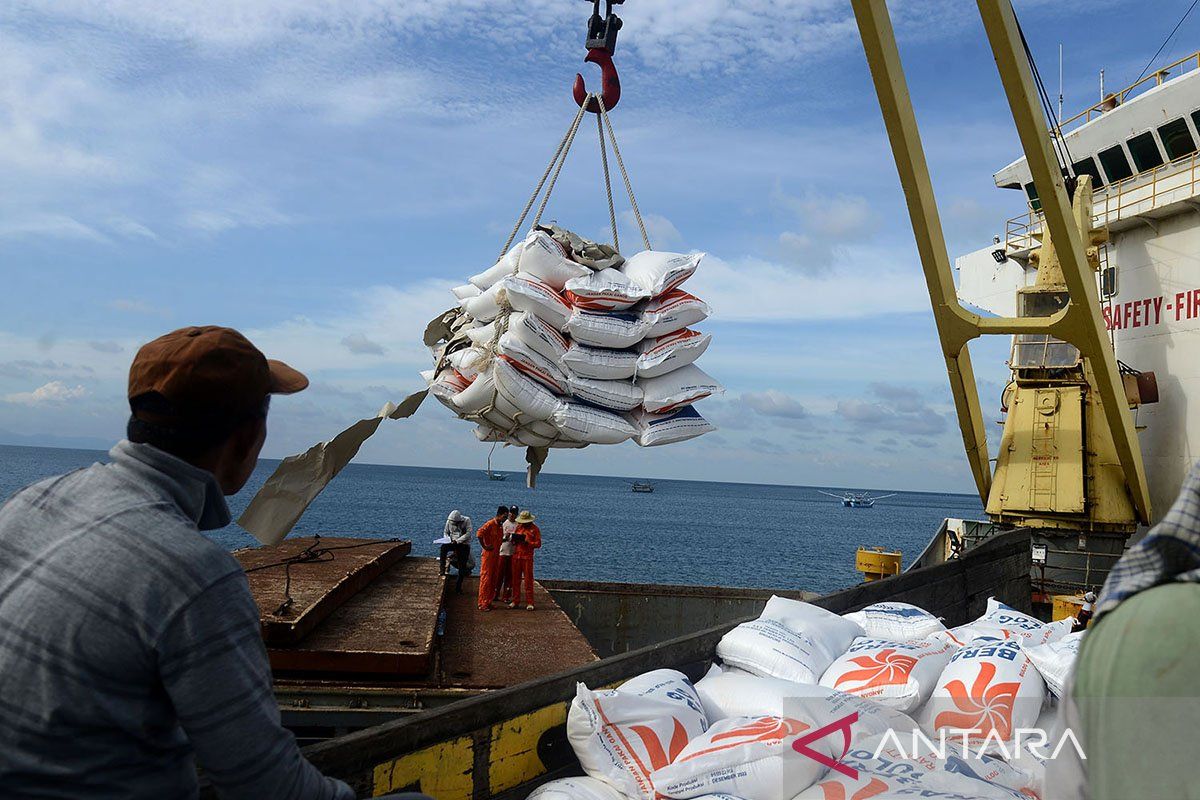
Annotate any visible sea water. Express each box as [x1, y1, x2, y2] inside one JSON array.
[[0, 443, 983, 594]]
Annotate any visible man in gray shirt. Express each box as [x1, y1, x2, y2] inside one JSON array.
[[0, 326, 354, 799]]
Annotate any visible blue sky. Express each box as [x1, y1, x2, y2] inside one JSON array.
[[0, 0, 1188, 491]]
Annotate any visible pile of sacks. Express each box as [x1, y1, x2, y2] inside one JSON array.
[[530, 597, 1085, 800], [423, 225, 722, 449]]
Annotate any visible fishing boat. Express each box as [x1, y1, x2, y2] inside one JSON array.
[[818, 490, 895, 507], [631, 481, 654, 493], [484, 444, 507, 481]]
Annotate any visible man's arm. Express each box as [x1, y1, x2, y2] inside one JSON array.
[[156, 569, 355, 800]]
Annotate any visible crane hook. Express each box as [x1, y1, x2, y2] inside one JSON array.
[[573, 48, 621, 113]]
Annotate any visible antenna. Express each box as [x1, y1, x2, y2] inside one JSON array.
[[1057, 43, 1064, 122], [1099, 68, 1105, 102]]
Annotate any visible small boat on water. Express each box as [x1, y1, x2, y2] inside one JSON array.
[[485, 444, 507, 481], [631, 481, 654, 493], [818, 490, 896, 508]]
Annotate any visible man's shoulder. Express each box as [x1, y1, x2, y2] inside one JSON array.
[[1077, 583, 1200, 696]]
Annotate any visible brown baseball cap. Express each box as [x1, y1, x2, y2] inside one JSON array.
[[128, 326, 307, 423]]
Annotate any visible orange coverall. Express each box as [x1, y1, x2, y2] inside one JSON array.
[[510, 523, 541, 607], [475, 518, 505, 610]]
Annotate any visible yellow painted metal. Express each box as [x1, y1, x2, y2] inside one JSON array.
[[487, 701, 570, 797], [989, 386, 1085, 516], [856, 547, 902, 581], [371, 735, 474, 799], [850, 0, 1152, 526], [1052, 593, 1084, 622]]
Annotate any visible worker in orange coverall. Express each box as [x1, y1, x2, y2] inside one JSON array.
[[475, 506, 508, 611], [507, 510, 542, 611]]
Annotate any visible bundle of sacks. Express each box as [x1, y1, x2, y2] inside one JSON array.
[[530, 597, 1087, 800], [423, 225, 722, 449]]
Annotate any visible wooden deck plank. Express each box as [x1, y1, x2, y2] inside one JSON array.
[[235, 537, 412, 645]]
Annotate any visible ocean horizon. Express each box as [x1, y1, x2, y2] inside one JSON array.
[[0, 442, 985, 594]]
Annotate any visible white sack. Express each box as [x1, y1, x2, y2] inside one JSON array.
[[716, 597, 863, 685], [843, 602, 947, 642], [621, 250, 703, 297], [640, 365, 723, 414], [1023, 631, 1084, 699], [452, 283, 481, 301], [650, 715, 832, 800], [637, 329, 712, 379], [469, 242, 523, 290], [642, 290, 711, 338], [564, 310, 649, 349], [567, 669, 708, 800], [526, 777, 629, 800], [503, 275, 574, 330], [818, 636, 956, 713], [920, 638, 1046, 746], [553, 402, 636, 444], [497, 334, 570, 395], [794, 732, 1036, 800], [494, 359, 563, 422], [565, 268, 649, 311], [446, 347, 488, 381], [567, 375, 643, 412], [451, 370, 497, 415], [562, 343, 638, 380], [935, 598, 1069, 648], [461, 279, 505, 322], [510, 310, 570, 364], [466, 320, 498, 347], [633, 406, 715, 447], [519, 230, 591, 290], [695, 664, 919, 744]]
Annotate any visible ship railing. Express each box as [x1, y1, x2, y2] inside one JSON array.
[[1056, 50, 1200, 132], [1006, 147, 1200, 253]]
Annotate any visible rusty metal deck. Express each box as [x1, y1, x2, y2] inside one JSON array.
[[437, 576, 598, 689], [235, 537, 412, 645], [268, 558, 445, 676]]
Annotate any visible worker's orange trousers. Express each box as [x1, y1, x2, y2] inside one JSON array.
[[477, 549, 499, 610], [511, 556, 535, 607], [495, 554, 512, 602]]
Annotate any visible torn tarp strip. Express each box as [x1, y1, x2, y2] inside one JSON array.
[[237, 389, 429, 545]]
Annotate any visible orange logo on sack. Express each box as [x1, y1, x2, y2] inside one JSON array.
[[678, 717, 809, 762], [833, 649, 918, 690], [817, 777, 890, 800], [628, 718, 689, 771], [933, 662, 1021, 740]]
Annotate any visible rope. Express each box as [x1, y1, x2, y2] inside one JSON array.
[[245, 534, 404, 616], [1130, 0, 1200, 88], [500, 101, 590, 261], [596, 94, 651, 250], [597, 110, 619, 252], [533, 98, 590, 228]]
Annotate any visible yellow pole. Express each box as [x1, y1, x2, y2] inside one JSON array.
[[850, 0, 992, 502], [976, 0, 1151, 524]]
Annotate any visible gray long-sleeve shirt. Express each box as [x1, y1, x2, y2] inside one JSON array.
[[0, 440, 354, 800]]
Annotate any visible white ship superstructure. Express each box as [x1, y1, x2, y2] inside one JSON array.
[[957, 53, 1200, 521]]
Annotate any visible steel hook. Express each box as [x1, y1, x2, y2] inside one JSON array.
[[572, 48, 621, 113]]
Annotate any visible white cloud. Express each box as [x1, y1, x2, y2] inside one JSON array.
[[741, 390, 809, 420], [688, 253, 929, 322], [341, 333, 387, 356], [0, 214, 107, 242], [5, 381, 89, 406]]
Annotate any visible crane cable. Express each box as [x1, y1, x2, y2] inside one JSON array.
[[498, 93, 650, 262], [1130, 0, 1200, 88], [1013, 6, 1075, 181]]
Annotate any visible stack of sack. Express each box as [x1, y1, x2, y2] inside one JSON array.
[[423, 225, 722, 449], [529, 597, 1086, 800]]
